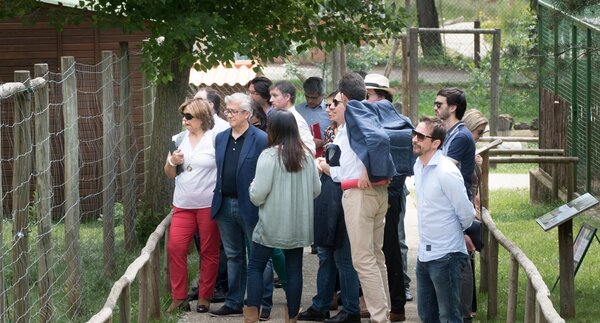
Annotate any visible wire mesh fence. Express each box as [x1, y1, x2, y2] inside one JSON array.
[[0, 50, 150, 322]]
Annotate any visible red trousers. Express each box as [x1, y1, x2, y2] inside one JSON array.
[[168, 206, 221, 300]]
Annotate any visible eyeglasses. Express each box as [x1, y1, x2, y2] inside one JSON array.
[[411, 129, 434, 141], [434, 101, 443, 109], [224, 109, 243, 116], [181, 112, 194, 120], [326, 99, 341, 110]]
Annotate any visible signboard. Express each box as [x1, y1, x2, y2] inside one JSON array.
[[552, 223, 598, 292], [536, 193, 599, 232]]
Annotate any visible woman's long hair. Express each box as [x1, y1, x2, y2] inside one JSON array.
[[267, 110, 307, 172]]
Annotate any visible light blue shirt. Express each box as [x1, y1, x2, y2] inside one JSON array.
[[413, 149, 475, 262], [296, 101, 330, 140]]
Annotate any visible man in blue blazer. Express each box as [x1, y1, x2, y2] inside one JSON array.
[[209, 93, 270, 318]]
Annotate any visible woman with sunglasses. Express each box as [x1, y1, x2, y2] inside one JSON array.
[[244, 110, 321, 322], [164, 98, 221, 313]]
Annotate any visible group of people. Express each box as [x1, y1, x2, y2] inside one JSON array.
[[163, 69, 490, 323]]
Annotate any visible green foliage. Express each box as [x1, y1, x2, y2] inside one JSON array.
[[73, 0, 407, 83], [346, 43, 390, 73], [97, 202, 124, 226], [135, 202, 168, 245]]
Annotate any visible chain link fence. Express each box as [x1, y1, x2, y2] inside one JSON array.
[[538, 0, 600, 196]]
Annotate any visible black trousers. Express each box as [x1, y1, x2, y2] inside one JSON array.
[[382, 188, 407, 314]]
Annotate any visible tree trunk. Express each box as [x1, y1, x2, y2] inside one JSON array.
[[141, 52, 190, 215], [416, 0, 445, 58]]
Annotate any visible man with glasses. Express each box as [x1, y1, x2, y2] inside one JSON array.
[[247, 76, 274, 118], [269, 80, 316, 155], [411, 116, 475, 323], [433, 88, 475, 203], [328, 73, 396, 323], [296, 77, 330, 158], [209, 93, 274, 319], [194, 87, 230, 134]]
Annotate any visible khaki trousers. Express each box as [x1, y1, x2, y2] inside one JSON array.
[[342, 186, 390, 323]]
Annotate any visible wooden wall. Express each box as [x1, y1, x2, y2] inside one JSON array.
[[0, 4, 150, 220]]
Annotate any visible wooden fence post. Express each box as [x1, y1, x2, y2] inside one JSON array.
[[150, 244, 161, 319], [13, 70, 32, 323], [489, 30, 501, 137], [480, 150, 490, 293], [102, 51, 117, 278], [507, 254, 519, 322], [525, 279, 535, 323], [34, 63, 54, 322], [119, 285, 131, 322], [408, 27, 419, 125], [139, 263, 150, 323], [558, 219, 575, 317], [487, 235, 499, 320], [119, 42, 138, 250], [401, 34, 410, 118], [142, 70, 155, 193], [62, 56, 83, 317]]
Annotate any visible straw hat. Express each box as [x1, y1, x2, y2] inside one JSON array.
[[364, 73, 395, 95]]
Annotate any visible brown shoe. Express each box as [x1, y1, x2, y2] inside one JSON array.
[[243, 306, 259, 323], [167, 299, 190, 313], [390, 311, 406, 322]]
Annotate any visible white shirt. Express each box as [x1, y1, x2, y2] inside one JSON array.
[[413, 149, 475, 262], [289, 106, 316, 156], [329, 124, 363, 183], [213, 114, 230, 134], [173, 130, 217, 209]]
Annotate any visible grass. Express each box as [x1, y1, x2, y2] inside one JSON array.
[[414, 83, 539, 124], [1, 220, 185, 322], [477, 188, 600, 322]]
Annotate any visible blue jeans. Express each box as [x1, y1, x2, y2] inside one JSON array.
[[247, 243, 303, 318], [312, 230, 359, 314], [416, 252, 468, 323], [215, 198, 273, 310]]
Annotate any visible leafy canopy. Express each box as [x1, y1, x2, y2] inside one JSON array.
[[75, 0, 406, 82]]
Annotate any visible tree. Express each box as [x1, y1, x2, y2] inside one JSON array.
[[416, 0, 445, 58], [75, 0, 407, 219], [2, 0, 406, 229]]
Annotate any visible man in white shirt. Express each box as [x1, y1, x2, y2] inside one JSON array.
[[412, 116, 475, 323], [327, 73, 394, 323], [269, 80, 316, 156], [194, 87, 230, 134]]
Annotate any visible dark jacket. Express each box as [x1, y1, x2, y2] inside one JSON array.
[[211, 125, 267, 227], [313, 174, 346, 248], [344, 100, 397, 182]]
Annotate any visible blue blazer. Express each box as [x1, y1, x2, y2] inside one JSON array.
[[345, 100, 397, 182], [211, 125, 267, 227]]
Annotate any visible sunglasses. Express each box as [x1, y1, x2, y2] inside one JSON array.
[[181, 112, 194, 120], [411, 129, 434, 141]]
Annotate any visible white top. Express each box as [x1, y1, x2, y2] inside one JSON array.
[[413, 149, 475, 262], [289, 106, 316, 156], [329, 124, 363, 183], [172, 130, 217, 209], [213, 114, 230, 134]]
